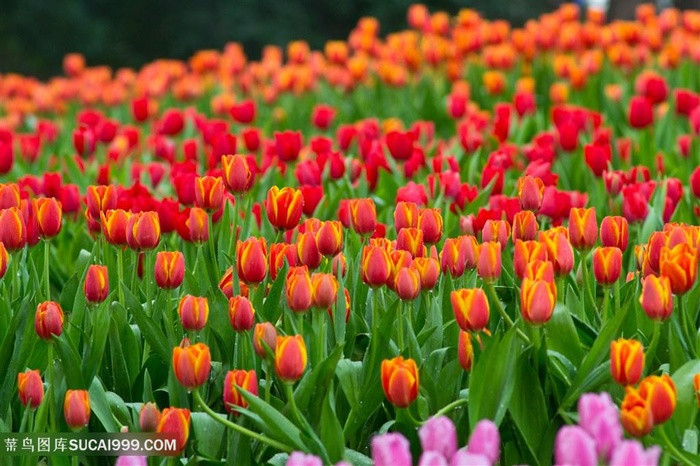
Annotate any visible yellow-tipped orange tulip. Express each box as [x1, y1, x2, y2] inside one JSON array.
[[592, 247, 623, 286], [274, 335, 307, 383], [639, 275, 673, 321], [451, 288, 489, 332], [659, 243, 697, 295], [639, 374, 676, 425], [610, 338, 644, 386], [157, 408, 191, 454], [64, 390, 91, 431], [172, 341, 211, 390], [381, 356, 419, 408], [520, 278, 556, 325], [568, 207, 597, 250]]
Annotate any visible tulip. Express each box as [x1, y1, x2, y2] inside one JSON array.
[[600, 216, 629, 251], [620, 386, 654, 437], [194, 176, 225, 212], [610, 338, 644, 386], [395, 267, 421, 301], [361, 245, 392, 287], [287, 452, 323, 466], [628, 96, 653, 129], [418, 208, 443, 244], [0, 242, 8, 279], [253, 322, 278, 358], [540, 231, 574, 277], [274, 130, 303, 162], [639, 374, 676, 425], [269, 242, 297, 280], [513, 240, 547, 280], [694, 374, 700, 408], [520, 278, 556, 325], [609, 441, 661, 466], [394, 201, 419, 231], [477, 241, 501, 283], [577, 392, 623, 461], [156, 408, 191, 454], [222, 154, 254, 194], [419, 416, 457, 460], [266, 187, 304, 231], [64, 390, 91, 431], [183, 207, 209, 243], [286, 266, 313, 313], [386, 130, 415, 161], [554, 426, 597, 466], [349, 198, 377, 235], [0, 207, 27, 251], [84, 265, 109, 304], [139, 402, 161, 432], [482, 219, 511, 250], [0, 183, 20, 209], [311, 273, 339, 309], [126, 211, 161, 250], [568, 207, 597, 251], [451, 288, 490, 333], [396, 228, 424, 258], [237, 237, 268, 285], [592, 247, 623, 286], [172, 341, 211, 390], [34, 198, 62, 239], [466, 420, 500, 464], [228, 296, 255, 332], [372, 433, 412, 466], [418, 452, 448, 466], [639, 275, 673, 321], [17, 369, 44, 409], [411, 257, 440, 291], [101, 209, 131, 246], [381, 356, 419, 408], [440, 237, 466, 279], [35, 301, 64, 339], [315, 220, 343, 257], [275, 335, 307, 383], [512, 210, 538, 242], [296, 231, 322, 270], [115, 457, 147, 466], [223, 369, 258, 413], [177, 295, 209, 332], [154, 251, 185, 289], [518, 176, 544, 212], [457, 331, 473, 372], [659, 243, 697, 294], [86, 185, 117, 219]]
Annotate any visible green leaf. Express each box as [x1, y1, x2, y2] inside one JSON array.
[[546, 304, 585, 367], [88, 377, 118, 432], [670, 359, 700, 430], [469, 326, 519, 428], [120, 284, 171, 363], [108, 312, 133, 398], [343, 448, 373, 466], [319, 391, 345, 463], [294, 345, 344, 413], [336, 360, 362, 410], [191, 412, 226, 459], [0, 294, 35, 415], [262, 262, 287, 323], [82, 303, 110, 384], [238, 387, 307, 452], [54, 333, 86, 389]]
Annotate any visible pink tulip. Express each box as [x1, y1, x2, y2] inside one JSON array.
[[609, 441, 660, 466], [466, 420, 500, 464], [115, 457, 147, 466], [419, 416, 457, 460], [450, 448, 492, 466], [577, 392, 623, 461], [418, 451, 449, 466], [372, 433, 412, 466], [554, 426, 597, 466], [286, 452, 322, 466]]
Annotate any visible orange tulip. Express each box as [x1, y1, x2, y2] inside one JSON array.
[[17, 369, 44, 409], [512, 210, 538, 242], [457, 331, 473, 372], [86, 185, 117, 219], [315, 220, 343, 257], [524, 260, 555, 282], [381, 356, 419, 408], [172, 341, 212, 390], [157, 408, 191, 454], [513, 240, 548, 280], [361, 244, 392, 287], [275, 335, 307, 383], [228, 296, 255, 332], [139, 402, 161, 432], [410, 257, 440, 290], [311, 273, 339, 309], [592, 247, 623, 286], [296, 231, 322, 270], [610, 338, 644, 386], [34, 198, 62, 239], [418, 208, 443, 244], [620, 386, 654, 437], [639, 374, 676, 425], [451, 288, 490, 332], [540, 230, 574, 277], [0, 183, 20, 209], [396, 228, 424, 258], [659, 243, 697, 294], [185, 207, 209, 243], [223, 369, 258, 413], [395, 267, 421, 301], [154, 251, 185, 289], [477, 241, 501, 283], [35, 301, 64, 340], [194, 176, 225, 211], [0, 207, 27, 251], [694, 374, 700, 408], [266, 186, 304, 231], [101, 209, 131, 246], [520, 278, 557, 325], [64, 390, 91, 430], [253, 322, 277, 358], [269, 242, 297, 280], [237, 237, 268, 285], [0, 242, 8, 279], [600, 216, 629, 251], [84, 264, 109, 304], [639, 275, 673, 321], [518, 175, 544, 212], [222, 154, 254, 194], [568, 207, 597, 250], [349, 198, 377, 235], [394, 201, 420, 231], [286, 266, 313, 313], [482, 219, 511, 250], [177, 295, 209, 332], [440, 237, 466, 278], [126, 211, 161, 250]]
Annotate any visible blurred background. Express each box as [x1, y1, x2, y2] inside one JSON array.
[[1, 0, 699, 79]]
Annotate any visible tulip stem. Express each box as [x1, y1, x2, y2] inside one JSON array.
[[658, 424, 696, 466], [47, 343, 56, 432], [397, 301, 405, 354], [433, 397, 469, 418], [264, 360, 272, 404], [645, 321, 662, 373], [284, 383, 306, 429], [485, 283, 530, 345], [208, 213, 220, 276], [18, 403, 30, 433], [601, 289, 610, 324], [117, 248, 125, 305], [43, 240, 50, 301], [678, 296, 697, 358], [313, 310, 324, 367], [613, 280, 621, 318], [192, 389, 291, 453], [227, 197, 239, 263], [579, 251, 598, 322]]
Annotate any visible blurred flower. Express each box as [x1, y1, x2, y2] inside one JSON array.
[[372, 433, 412, 466], [139, 402, 161, 432]]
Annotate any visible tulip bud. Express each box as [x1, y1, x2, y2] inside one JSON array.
[[639, 275, 673, 321], [275, 335, 307, 383], [520, 278, 556, 325], [64, 390, 91, 430], [194, 176, 225, 212], [34, 198, 62, 239], [451, 288, 489, 333], [638, 374, 676, 425], [512, 210, 538, 242], [311, 273, 339, 309], [477, 241, 501, 283], [101, 209, 131, 246], [540, 231, 574, 277], [35, 301, 64, 339], [381, 356, 419, 408], [84, 265, 109, 304], [139, 403, 161, 432], [184, 207, 209, 244], [269, 242, 297, 280], [154, 251, 185, 289], [253, 322, 277, 358], [86, 185, 117, 219], [600, 216, 629, 251], [0, 183, 20, 209], [482, 219, 511, 250], [0, 207, 27, 252], [126, 211, 161, 250], [286, 266, 313, 313], [178, 295, 209, 332], [394, 202, 419, 231], [418, 208, 443, 244], [237, 237, 268, 285], [610, 338, 644, 386], [172, 341, 211, 390], [222, 154, 254, 194], [315, 220, 343, 257], [457, 331, 473, 371], [266, 186, 304, 231], [592, 247, 623, 286], [228, 296, 255, 332], [513, 240, 547, 280], [296, 231, 322, 270], [568, 207, 597, 250], [440, 237, 466, 279], [554, 426, 597, 466], [620, 387, 654, 437], [223, 369, 258, 413], [659, 243, 698, 295], [349, 198, 377, 235], [156, 408, 191, 454], [395, 267, 421, 301], [518, 176, 544, 212], [361, 245, 392, 287], [17, 369, 44, 409], [411, 257, 440, 291]]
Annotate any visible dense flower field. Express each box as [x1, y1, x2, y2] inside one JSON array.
[[1, 2, 700, 465]]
